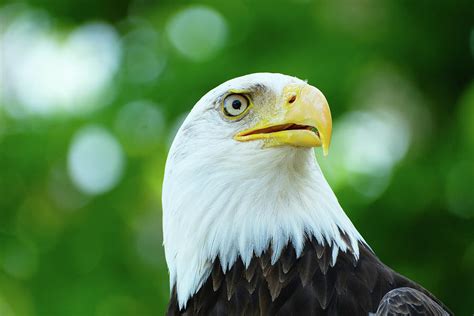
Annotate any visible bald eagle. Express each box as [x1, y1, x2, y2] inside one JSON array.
[[162, 73, 450, 315]]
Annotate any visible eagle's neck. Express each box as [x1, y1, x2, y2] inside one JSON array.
[[162, 147, 365, 308]]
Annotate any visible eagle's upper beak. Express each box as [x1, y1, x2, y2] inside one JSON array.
[[234, 84, 332, 155]]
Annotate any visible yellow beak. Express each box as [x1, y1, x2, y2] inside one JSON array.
[[234, 83, 332, 155]]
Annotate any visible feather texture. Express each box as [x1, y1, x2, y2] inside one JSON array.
[[376, 287, 449, 316], [167, 239, 451, 315]]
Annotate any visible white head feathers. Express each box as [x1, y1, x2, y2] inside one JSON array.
[[162, 73, 364, 308]]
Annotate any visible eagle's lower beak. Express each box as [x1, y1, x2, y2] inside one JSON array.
[[234, 84, 332, 155]]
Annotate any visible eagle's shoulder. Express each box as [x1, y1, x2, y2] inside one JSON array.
[[167, 237, 449, 316], [375, 287, 450, 316]]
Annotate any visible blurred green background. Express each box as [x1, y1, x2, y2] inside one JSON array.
[[0, 0, 473, 315]]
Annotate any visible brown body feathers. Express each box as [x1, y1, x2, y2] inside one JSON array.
[[167, 238, 450, 316]]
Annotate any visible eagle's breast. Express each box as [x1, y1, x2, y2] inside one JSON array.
[[167, 236, 442, 316]]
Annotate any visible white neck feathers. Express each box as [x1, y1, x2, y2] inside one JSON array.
[[162, 145, 364, 308]]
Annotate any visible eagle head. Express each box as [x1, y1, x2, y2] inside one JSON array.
[[162, 73, 361, 308]]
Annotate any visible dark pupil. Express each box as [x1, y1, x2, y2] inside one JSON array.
[[232, 99, 242, 110]]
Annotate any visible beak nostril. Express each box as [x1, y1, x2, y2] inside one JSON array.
[[288, 94, 297, 104]]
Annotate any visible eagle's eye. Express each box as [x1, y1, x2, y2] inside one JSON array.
[[222, 94, 250, 119]]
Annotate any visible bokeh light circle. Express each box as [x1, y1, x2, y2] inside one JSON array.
[[115, 100, 164, 155], [122, 24, 166, 83], [68, 126, 125, 195], [166, 5, 228, 62], [1, 12, 121, 116]]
